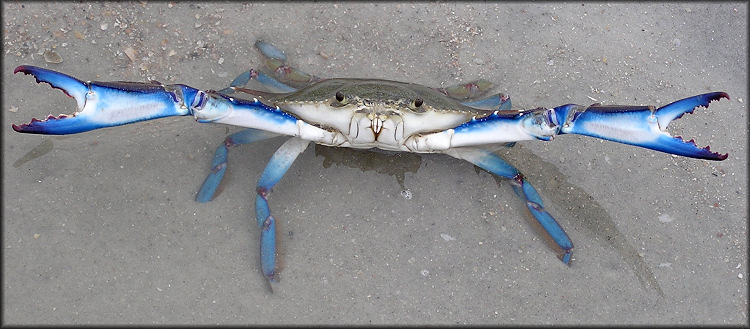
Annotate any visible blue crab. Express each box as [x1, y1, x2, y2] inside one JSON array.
[[12, 41, 729, 291]]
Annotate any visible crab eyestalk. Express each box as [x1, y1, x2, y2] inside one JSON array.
[[12, 65, 193, 135], [556, 92, 729, 161]]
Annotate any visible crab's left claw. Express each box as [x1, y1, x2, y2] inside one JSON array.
[[13, 65, 191, 135], [558, 92, 729, 160]]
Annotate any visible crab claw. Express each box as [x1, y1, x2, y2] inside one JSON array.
[[558, 92, 729, 160], [13, 65, 191, 135]]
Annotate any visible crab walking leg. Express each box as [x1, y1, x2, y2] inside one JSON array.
[[216, 41, 304, 94], [254, 40, 322, 88], [196, 129, 281, 202], [445, 147, 574, 264], [254, 137, 310, 287], [461, 93, 512, 111], [217, 69, 297, 94], [435, 79, 494, 100]]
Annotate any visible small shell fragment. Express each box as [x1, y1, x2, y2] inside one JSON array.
[[440, 233, 456, 241], [123, 47, 136, 62], [43, 50, 63, 63], [658, 214, 673, 223]]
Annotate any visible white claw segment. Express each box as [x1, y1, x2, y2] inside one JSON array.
[[404, 129, 454, 152]]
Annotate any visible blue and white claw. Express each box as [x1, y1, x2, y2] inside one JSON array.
[[556, 92, 729, 160], [13, 65, 192, 134], [12, 65, 336, 142], [450, 92, 729, 161]]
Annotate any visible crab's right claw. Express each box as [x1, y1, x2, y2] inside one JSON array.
[[13, 65, 191, 135], [559, 92, 729, 161]]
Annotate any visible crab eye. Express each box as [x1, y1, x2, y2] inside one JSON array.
[[335, 90, 346, 103], [413, 98, 424, 107]]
